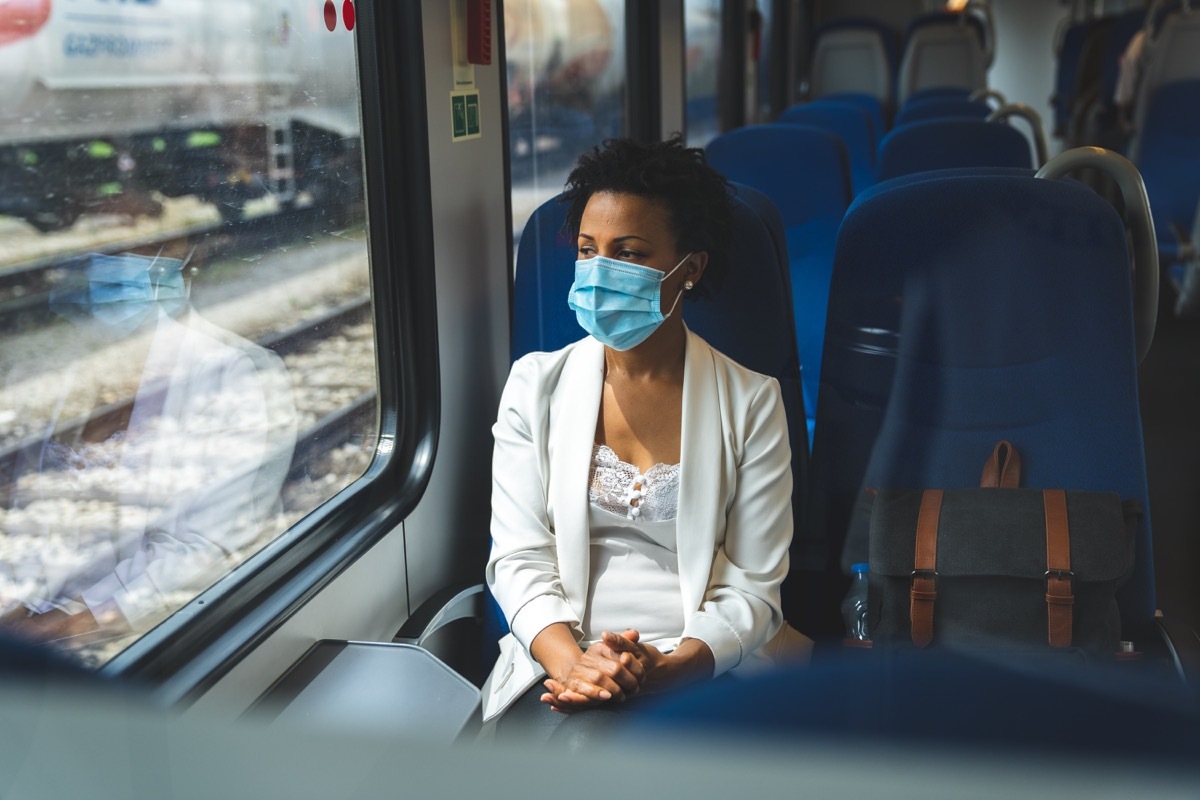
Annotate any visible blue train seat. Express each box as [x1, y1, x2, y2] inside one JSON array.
[[1127, 8, 1200, 268], [500, 180, 809, 656], [876, 118, 1033, 182], [1129, 80, 1200, 266], [892, 97, 991, 127], [809, 159, 1160, 644], [897, 10, 991, 107], [626, 648, 1200, 759], [809, 19, 900, 111], [705, 125, 852, 439], [818, 91, 887, 139], [777, 101, 877, 194]]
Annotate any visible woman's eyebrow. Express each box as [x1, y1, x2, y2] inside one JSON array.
[[576, 233, 655, 245]]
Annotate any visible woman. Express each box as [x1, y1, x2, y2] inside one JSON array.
[[483, 136, 794, 737]]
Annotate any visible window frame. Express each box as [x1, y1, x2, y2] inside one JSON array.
[[100, 0, 440, 706]]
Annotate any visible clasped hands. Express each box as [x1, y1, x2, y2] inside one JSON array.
[[541, 628, 664, 713]]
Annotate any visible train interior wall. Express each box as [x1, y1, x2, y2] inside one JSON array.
[[986, 0, 1060, 156], [191, 0, 511, 717]]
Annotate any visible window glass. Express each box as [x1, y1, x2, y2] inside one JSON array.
[[0, 0, 376, 668], [685, 0, 721, 148], [506, 0, 627, 242]]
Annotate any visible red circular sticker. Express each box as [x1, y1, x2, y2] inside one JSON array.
[[342, 0, 356, 31], [323, 0, 337, 31]]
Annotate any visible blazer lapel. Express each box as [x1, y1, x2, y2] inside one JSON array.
[[546, 337, 605, 617], [676, 329, 724, 618]]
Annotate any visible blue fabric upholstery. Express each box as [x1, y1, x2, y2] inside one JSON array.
[[625, 650, 1200, 759], [1133, 80, 1200, 263], [777, 101, 878, 194], [808, 170, 1155, 636], [705, 125, 852, 437], [893, 98, 991, 127], [876, 118, 1032, 181], [820, 91, 887, 141], [502, 181, 809, 648]]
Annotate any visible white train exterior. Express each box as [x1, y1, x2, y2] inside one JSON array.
[[0, 0, 360, 230]]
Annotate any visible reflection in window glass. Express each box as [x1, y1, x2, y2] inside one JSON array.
[[685, 0, 721, 148], [0, 0, 377, 667], [506, 0, 627, 241]]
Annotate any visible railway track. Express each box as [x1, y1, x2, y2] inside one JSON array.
[[0, 293, 374, 505], [0, 205, 356, 330]]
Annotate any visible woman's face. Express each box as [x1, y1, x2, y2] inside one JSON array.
[[577, 191, 706, 314]]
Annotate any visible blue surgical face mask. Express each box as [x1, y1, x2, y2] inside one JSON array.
[[50, 253, 188, 340], [567, 252, 691, 351]]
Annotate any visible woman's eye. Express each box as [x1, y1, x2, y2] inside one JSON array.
[[578, 246, 595, 257]]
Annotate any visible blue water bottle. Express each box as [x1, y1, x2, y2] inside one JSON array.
[[841, 562, 870, 644]]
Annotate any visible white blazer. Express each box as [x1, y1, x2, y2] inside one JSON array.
[[482, 328, 793, 721]]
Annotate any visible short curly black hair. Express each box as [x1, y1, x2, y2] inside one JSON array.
[[561, 134, 734, 299]]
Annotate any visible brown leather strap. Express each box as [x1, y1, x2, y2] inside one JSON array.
[[910, 489, 942, 648], [1043, 489, 1073, 648], [980, 440, 1022, 488]]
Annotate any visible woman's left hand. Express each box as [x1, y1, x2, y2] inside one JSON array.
[[603, 631, 714, 696]]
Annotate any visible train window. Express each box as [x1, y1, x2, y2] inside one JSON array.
[[506, 0, 628, 239], [685, 0, 721, 147], [0, 0, 375, 668]]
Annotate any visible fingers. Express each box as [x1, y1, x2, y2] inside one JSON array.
[[579, 647, 644, 696], [541, 680, 597, 713], [546, 654, 639, 704], [597, 633, 648, 683], [601, 629, 641, 649]]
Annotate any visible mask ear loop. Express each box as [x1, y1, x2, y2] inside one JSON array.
[[178, 245, 198, 305], [660, 252, 694, 320], [147, 246, 165, 303]]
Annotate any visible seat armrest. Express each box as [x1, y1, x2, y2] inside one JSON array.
[[393, 583, 484, 647]]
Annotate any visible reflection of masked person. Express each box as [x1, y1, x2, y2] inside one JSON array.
[[2, 253, 297, 640], [49, 253, 190, 339]]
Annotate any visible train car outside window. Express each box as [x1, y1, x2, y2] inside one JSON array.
[[506, 0, 628, 240], [0, 0, 377, 668], [685, 0, 721, 147]]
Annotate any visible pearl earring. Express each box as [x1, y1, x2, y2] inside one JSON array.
[[684, 280, 694, 291]]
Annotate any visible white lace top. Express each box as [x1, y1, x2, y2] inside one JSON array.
[[581, 444, 684, 645], [587, 443, 680, 522]]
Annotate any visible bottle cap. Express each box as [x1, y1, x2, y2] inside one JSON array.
[[851, 562, 869, 574]]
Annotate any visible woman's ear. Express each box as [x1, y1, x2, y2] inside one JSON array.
[[685, 252, 708, 288]]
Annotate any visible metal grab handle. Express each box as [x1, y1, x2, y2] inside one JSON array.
[[963, 0, 996, 68], [1036, 147, 1159, 364], [969, 87, 1007, 107], [987, 103, 1049, 167]]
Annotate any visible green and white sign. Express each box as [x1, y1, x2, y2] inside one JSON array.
[[451, 91, 481, 141]]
